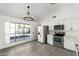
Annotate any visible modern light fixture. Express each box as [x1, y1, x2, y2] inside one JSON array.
[[23, 5, 34, 21], [52, 16, 56, 18], [50, 3, 56, 6]]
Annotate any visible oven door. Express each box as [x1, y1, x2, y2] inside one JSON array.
[[53, 36, 64, 48], [54, 37, 62, 42]]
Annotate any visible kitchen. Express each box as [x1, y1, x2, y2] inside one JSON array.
[[37, 3, 79, 53], [0, 3, 79, 56]]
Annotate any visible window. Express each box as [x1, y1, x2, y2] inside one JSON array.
[[5, 21, 31, 43], [10, 23, 16, 42]]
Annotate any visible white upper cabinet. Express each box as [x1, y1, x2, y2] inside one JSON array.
[[41, 19, 79, 31], [64, 20, 72, 30], [72, 20, 79, 30], [49, 25, 54, 30], [57, 20, 64, 25], [64, 19, 79, 31]]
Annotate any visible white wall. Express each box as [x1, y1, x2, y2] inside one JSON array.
[[0, 15, 38, 49]]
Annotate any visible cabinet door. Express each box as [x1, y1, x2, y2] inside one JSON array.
[[64, 20, 71, 30], [64, 37, 76, 51], [47, 35, 53, 45], [49, 25, 54, 30], [72, 20, 79, 30]]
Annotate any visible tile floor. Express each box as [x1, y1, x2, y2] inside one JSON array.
[[0, 41, 76, 56]]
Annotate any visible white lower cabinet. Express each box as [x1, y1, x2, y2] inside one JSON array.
[[47, 35, 53, 45], [64, 36, 76, 51]]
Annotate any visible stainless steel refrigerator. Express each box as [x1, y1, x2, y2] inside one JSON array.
[[38, 26, 48, 44]]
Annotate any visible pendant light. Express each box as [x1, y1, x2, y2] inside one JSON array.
[[23, 5, 34, 21]]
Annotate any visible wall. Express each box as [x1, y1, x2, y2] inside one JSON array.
[[0, 15, 38, 49]]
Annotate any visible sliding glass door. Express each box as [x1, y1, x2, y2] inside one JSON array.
[[5, 21, 31, 44]]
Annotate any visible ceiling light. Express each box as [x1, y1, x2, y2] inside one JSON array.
[[52, 16, 56, 18], [23, 5, 34, 21], [50, 3, 56, 5]]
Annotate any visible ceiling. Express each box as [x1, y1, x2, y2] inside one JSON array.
[[0, 3, 57, 22]]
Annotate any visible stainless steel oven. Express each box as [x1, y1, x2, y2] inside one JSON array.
[[53, 36, 64, 48]]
